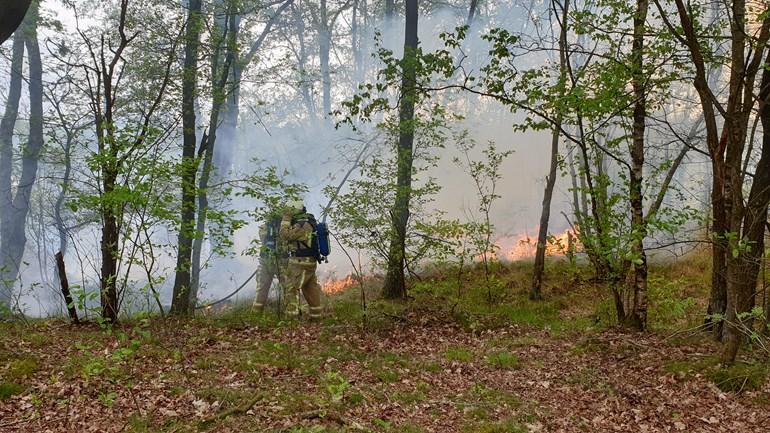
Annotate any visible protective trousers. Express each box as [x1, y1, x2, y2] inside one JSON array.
[[253, 257, 286, 312], [282, 257, 322, 319]]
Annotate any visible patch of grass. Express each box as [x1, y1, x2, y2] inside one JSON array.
[[5, 357, 39, 379], [708, 362, 769, 392], [198, 302, 287, 329], [24, 333, 51, 348], [0, 382, 24, 400], [564, 367, 616, 396], [464, 418, 528, 433], [419, 360, 442, 373], [235, 341, 305, 372], [664, 356, 719, 380], [368, 352, 412, 383], [197, 386, 260, 410], [393, 389, 426, 404], [648, 276, 701, 330], [194, 355, 223, 371], [444, 346, 474, 363], [325, 300, 364, 325], [497, 300, 562, 327], [465, 383, 521, 409], [124, 414, 161, 433], [314, 333, 364, 363], [569, 338, 608, 355], [346, 391, 365, 406], [486, 351, 519, 370], [565, 368, 599, 387], [400, 423, 424, 433], [374, 368, 400, 383], [663, 356, 768, 392]]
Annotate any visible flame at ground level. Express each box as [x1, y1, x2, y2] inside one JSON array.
[[321, 230, 580, 294], [478, 228, 581, 262], [322, 274, 358, 294]]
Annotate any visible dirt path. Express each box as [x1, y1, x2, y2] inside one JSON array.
[[1, 317, 768, 433]]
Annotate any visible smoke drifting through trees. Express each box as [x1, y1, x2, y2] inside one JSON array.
[[0, 0, 722, 347], [0, 1, 580, 317]]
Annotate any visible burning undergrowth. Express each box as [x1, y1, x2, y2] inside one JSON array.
[[320, 229, 581, 295]]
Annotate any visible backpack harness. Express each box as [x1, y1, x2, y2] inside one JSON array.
[[290, 212, 330, 263]]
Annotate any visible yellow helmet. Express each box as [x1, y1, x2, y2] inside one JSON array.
[[286, 198, 304, 211]]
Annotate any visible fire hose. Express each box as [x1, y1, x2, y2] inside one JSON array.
[[194, 268, 258, 310]]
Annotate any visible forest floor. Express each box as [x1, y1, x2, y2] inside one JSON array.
[[1, 255, 770, 433]]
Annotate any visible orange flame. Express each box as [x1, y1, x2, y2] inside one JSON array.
[[322, 274, 357, 294], [476, 228, 580, 262]]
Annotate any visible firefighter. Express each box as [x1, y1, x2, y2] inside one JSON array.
[[252, 212, 286, 312], [279, 199, 323, 320]]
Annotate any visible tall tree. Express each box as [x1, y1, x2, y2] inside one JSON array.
[[0, 20, 25, 309], [656, 0, 770, 344], [171, 0, 204, 315], [381, 0, 417, 299], [308, 0, 352, 120], [624, 0, 650, 330], [0, 1, 43, 311], [721, 52, 770, 362], [467, 0, 479, 25], [188, 6, 238, 308], [385, 0, 395, 21], [71, 0, 176, 322], [530, 0, 568, 301]]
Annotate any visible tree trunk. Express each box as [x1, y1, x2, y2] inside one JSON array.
[[623, 0, 649, 331], [467, 0, 479, 25], [100, 166, 120, 322], [531, 125, 560, 300], [666, 0, 770, 342], [706, 160, 728, 339], [0, 2, 43, 313], [214, 17, 241, 179], [294, 4, 316, 119], [0, 30, 24, 308], [352, 0, 360, 89], [55, 251, 79, 324], [382, 0, 418, 300], [722, 55, 770, 365], [189, 10, 237, 307], [319, 0, 331, 118], [384, 0, 395, 21], [531, 0, 569, 301], [171, 0, 203, 316], [54, 128, 74, 257]]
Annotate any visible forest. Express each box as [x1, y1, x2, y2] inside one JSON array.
[[1, 0, 770, 431]]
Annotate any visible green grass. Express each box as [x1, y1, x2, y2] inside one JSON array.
[[709, 362, 770, 392], [367, 352, 412, 383], [197, 386, 261, 410], [234, 340, 314, 373], [23, 333, 51, 348], [486, 351, 520, 370], [444, 346, 474, 363], [464, 418, 529, 433], [0, 382, 24, 400], [6, 357, 39, 379], [665, 356, 769, 393], [465, 383, 521, 409]]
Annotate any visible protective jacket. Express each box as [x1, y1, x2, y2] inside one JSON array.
[[279, 210, 323, 319], [253, 216, 287, 311]]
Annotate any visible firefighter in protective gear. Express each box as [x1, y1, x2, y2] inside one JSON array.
[[252, 213, 286, 312], [279, 200, 323, 320]]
